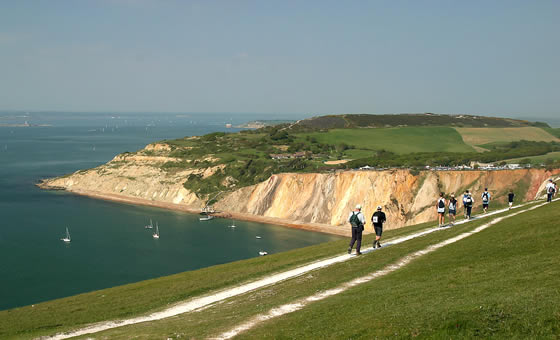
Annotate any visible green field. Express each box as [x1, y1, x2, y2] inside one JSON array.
[[505, 151, 560, 165], [543, 127, 560, 138], [299, 127, 476, 154], [3, 200, 558, 339]]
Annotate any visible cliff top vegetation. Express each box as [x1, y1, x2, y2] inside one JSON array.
[[115, 114, 560, 200]]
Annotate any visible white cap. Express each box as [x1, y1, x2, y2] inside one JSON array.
[[355, 204, 362, 210], [377, 206, 382, 210]]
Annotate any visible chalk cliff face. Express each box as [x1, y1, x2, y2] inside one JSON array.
[[216, 169, 560, 230], [40, 147, 560, 232]]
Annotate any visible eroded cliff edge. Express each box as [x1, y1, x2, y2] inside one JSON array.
[[39, 148, 559, 235]]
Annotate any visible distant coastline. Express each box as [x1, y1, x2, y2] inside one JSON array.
[[0, 123, 52, 127]]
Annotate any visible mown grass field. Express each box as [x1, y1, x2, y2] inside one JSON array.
[[3, 200, 557, 339], [298, 127, 475, 155], [455, 127, 559, 147]]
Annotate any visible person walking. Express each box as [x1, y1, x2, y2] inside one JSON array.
[[448, 194, 458, 225], [436, 192, 446, 227], [465, 193, 474, 219], [508, 190, 515, 209], [371, 205, 387, 249], [348, 204, 365, 255], [481, 188, 491, 213], [546, 179, 555, 203], [462, 190, 470, 218]]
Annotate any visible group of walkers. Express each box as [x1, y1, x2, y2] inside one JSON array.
[[347, 179, 558, 255], [437, 188, 501, 227]]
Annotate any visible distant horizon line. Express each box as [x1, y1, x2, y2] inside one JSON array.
[[0, 109, 557, 117]]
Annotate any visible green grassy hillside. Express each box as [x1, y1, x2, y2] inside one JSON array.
[[242, 202, 560, 339], [294, 113, 547, 130], [298, 127, 475, 155], [3, 201, 558, 339]]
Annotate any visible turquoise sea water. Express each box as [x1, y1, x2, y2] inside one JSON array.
[[0, 112, 339, 311]]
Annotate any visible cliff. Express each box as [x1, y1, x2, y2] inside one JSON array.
[[39, 148, 560, 234], [216, 169, 559, 231]]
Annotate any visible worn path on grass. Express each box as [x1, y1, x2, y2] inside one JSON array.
[[41, 200, 550, 340], [215, 200, 553, 339]]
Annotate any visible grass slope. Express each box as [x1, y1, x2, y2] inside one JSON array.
[[299, 127, 475, 155], [505, 151, 560, 165], [242, 202, 560, 339], [71, 203, 555, 339], [455, 127, 559, 147]]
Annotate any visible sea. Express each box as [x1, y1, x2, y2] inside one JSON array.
[[0, 111, 340, 311]]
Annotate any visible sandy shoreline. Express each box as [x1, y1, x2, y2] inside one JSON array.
[[39, 184, 352, 237]]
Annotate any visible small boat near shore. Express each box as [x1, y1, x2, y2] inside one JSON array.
[[199, 215, 214, 221], [152, 222, 160, 239], [259, 251, 268, 256]]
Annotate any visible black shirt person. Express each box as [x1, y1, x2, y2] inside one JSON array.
[[371, 206, 387, 249], [508, 190, 515, 210]]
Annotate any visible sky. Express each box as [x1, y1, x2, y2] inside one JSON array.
[[0, 0, 558, 118]]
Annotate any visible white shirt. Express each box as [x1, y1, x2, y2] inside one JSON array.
[[546, 182, 555, 192], [348, 211, 365, 224]]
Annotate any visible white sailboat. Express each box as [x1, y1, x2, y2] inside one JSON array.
[[61, 227, 71, 243], [199, 213, 214, 221], [152, 222, 160, 239], [145, 219, 153, 229], [228, 220, 236, 228]]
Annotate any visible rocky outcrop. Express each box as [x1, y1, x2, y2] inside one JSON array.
[[39, 152, 560, 233]]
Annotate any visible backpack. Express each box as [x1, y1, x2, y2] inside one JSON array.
[[350, 212, 361, 228], [449, 199, 456, 210], [549, 186, 556, 194], [466, 196, 473, 206], [482, 192, 489, 202], [438, 199, 445, 209]]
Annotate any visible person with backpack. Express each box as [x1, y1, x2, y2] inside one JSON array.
[[462, 190, 470, 218], [448, 194, 458, 225], [481, 188, 491, 213], [348, 204, 365, 255], [508, 190, 515, 210], [436, 192, 446, 227], [546, 179, 555, 203], [465, 193, 474, 219], [371, 205, 387, 249]]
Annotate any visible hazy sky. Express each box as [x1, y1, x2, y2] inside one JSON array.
[[1, 1, 558, 117]]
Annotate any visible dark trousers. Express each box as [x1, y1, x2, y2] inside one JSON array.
[[466, 206, 472, 218], [547, 193, 553, 202], [349, 227, 362, 252]]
